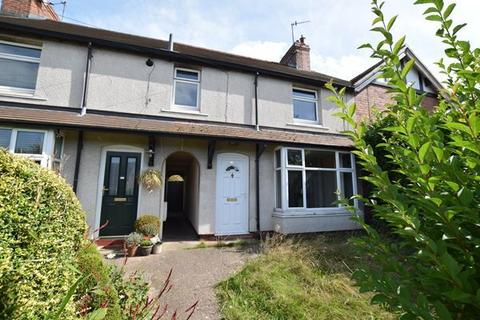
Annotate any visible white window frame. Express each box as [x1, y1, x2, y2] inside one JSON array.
[[172, 67, 201, 109], [0, 40, 42, 96], [0, 126, 55, 168], [292, 87, 319, 124], [274, 148, 283, 209], [274, 147, 358, 213], [52, 133, 65, 173]]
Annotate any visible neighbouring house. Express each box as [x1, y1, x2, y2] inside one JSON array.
[[0, 1, 441, 240], [352, 47, 442, 121]]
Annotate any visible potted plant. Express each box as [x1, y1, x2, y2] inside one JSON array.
[[135, 215, 161, 238], [138, 169, 162, 192], [150, 235, 162, 254], [125, 232, 143, 257], [138, 239, 153, 256]]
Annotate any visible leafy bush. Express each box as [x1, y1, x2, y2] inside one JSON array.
[[76, 242, 122, 319], [107, 265, 149, 317], [0, 150, 86, 319], [140, 239, 153, 247], [125, 232, 143, 247], [134, 214, 160, 237], [328, 0, 480, 318]]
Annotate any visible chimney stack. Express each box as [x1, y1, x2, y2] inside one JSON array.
[[280, 35, 310, 71], [1, 0, 59, 21]]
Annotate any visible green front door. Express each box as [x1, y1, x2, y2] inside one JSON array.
[[100, 151, 141, 236]]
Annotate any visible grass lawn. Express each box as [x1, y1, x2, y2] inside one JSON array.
[[216, 232, 396, 320]]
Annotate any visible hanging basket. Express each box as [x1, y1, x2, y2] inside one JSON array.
[[138, 168, 162, 192]]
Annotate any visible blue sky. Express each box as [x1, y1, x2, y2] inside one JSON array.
[[22, 1, 480, 79]]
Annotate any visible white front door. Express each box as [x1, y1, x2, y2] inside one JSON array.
[[215, 153, 249, 235]]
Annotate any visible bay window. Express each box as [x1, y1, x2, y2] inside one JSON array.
[[274, 148, 357, 211]]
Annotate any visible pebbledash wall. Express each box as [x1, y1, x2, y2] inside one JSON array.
[[0, 34, 359, 236], [60, 130, 280, 237], [0, 40, 353, 133]]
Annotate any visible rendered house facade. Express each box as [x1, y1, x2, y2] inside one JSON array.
[[0, 1, 440, 239]]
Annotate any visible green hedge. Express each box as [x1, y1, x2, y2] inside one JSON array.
[[0, 150, 87, 319], [76, 243, 122, 319]]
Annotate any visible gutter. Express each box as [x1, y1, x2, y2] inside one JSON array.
[[80, 42, 93, 116]]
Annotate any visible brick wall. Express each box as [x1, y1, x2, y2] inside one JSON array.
[[355, 83, 439, 121], [1, 0, 58, 20], [421, 95, 438, 112], [354, 84, 393, 121]]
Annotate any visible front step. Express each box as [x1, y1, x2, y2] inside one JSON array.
[[95, 238, 125, 249]]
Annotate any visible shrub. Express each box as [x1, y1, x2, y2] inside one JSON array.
[[134, 214, 160, 237], [125, 232, 143, 247], [76, 242, 122, 319], [140, 239, 153, 247], [329, 0, 480, 318], [107, 265, 149, 318], [0, 150, 86, 319]]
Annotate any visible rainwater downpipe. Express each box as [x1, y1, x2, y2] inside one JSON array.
[[80, 42, 93, 116], [254, 71, 264, 237], [254, 71, 260, 131], [74, 43, 92, 193]]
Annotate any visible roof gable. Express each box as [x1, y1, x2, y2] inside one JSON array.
[[352, 47, 443, 93]]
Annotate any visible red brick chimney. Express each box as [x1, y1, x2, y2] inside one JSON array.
[[1, 0, 59, 20], [280, 35, 311, 71]]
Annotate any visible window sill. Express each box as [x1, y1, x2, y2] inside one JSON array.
[[273, 207, 357, 218], [161, 108, 208, 117], [286, 122, 330, 131], [0, 90, 46, 101]]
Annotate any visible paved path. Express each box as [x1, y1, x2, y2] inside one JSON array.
[[111, 242, 257, 320]]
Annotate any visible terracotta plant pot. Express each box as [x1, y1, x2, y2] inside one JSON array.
[[152, 243, 162, 254], [127, 245, 138, 257], [138, 245, 153, 256]]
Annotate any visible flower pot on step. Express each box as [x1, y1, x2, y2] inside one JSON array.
[[152, 243, 162, 254], [138, 245, 153, 256], [127, 245, 138, 257]]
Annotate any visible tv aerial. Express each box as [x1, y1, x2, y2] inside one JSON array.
[[290, 20, 310, 43]]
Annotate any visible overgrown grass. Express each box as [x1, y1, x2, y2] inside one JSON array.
[[216, 232, 396, 320]]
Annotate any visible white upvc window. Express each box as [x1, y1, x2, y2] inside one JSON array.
[[0, 40, 42, 95], [292, 87, 319, 123], [274, 147, 357, 212], [0, 127, 55, 168], [173, 67, 200, 109]]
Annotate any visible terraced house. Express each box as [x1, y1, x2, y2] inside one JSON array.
[[0, 0, 440, 240]]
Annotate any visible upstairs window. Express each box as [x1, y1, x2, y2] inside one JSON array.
[[173, 68, 200, 108], [293, 88, 318, 122], [0, 40, 41, 95]]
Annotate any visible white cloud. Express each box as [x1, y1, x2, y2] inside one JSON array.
[[310, 53, 373, 80], [229, 41, 372, 80], [230, 41, 288, 62]]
